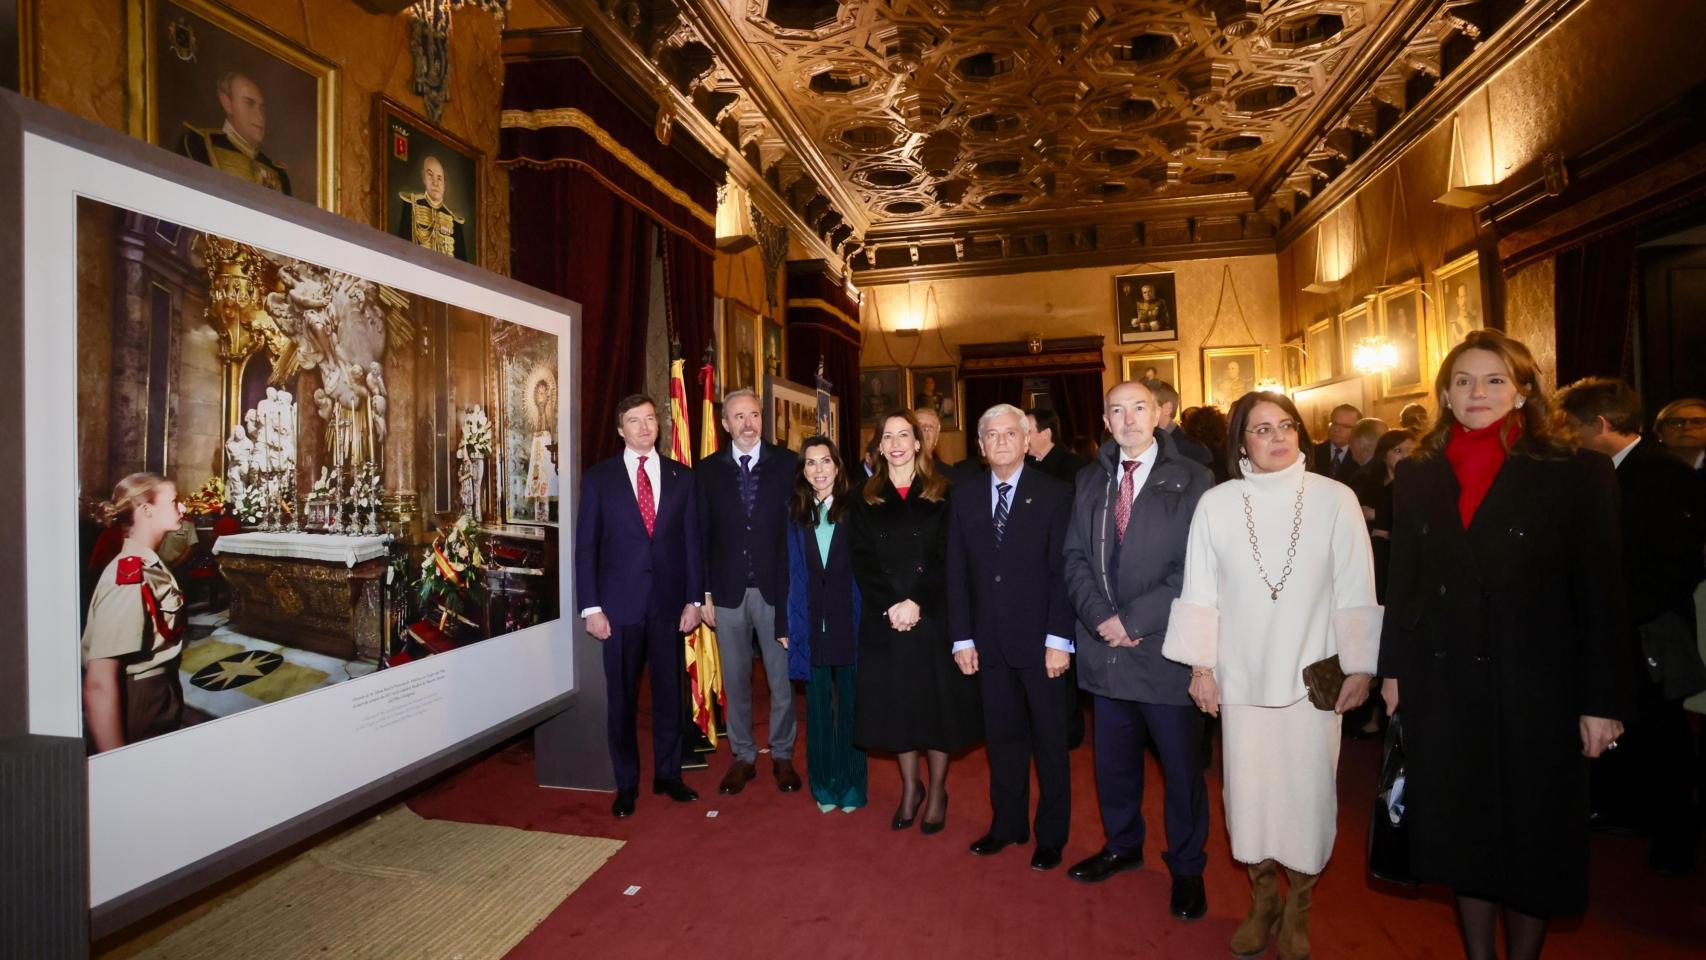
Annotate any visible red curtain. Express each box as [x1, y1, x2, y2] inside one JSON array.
[[783, 262, 863, 458], [662, 232, 713, 377], [510, 165, 653, 470]]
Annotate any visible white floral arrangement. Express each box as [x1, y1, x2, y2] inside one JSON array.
[[352, 467, 381, 509], [236, 482, 264, 525], [456, 406, 493, 460], [310, 466, 332, 500]]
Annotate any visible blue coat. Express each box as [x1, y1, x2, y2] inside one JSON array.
[[785, 517, 861, 681], [573, 452, 703, 626]]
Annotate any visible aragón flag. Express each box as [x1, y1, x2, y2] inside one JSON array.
[[671, 358, 723, 745]]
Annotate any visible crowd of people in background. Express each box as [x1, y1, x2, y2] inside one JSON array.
[[572, 328, 1706, 960]]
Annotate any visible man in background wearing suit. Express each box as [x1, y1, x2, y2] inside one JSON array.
[[1025, 407, 1088, 484], [1146, 380, 1214, 469], [949, 404, 1076, 871], [1308, 403, 1361, 482], [1559, 377, 1706, 876], [575, 395, 704, 818], [698, 389, 802, 795], [1062, 380, 1215, 919]]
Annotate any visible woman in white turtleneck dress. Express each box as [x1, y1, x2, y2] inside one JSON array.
[[1163, 392, 1381, 960]]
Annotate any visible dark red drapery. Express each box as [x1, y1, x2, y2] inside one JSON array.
[[510, 166, 652, 469], [662, 231, 713, 379], [784, 262, 863, 459]]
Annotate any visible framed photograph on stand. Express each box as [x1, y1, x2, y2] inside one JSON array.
[[126, 0, 339, 210], [1201, 345, 1261, 410]]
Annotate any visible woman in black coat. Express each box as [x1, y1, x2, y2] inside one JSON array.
[[849, 411, 981, 834], [1380, 330, 1630, 960]]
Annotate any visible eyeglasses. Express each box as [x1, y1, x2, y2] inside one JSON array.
[[1244, 421, 1298, 439], [1661, 416, 1706, 430]]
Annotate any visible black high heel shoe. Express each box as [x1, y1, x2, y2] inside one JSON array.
[[891, 788, 923, 831], [919, 791, 948, 835]]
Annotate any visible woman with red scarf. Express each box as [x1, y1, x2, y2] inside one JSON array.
[[1379, 330, 1629, 960]]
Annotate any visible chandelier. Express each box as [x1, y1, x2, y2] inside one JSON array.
[[1352, 336, 1398, 375]]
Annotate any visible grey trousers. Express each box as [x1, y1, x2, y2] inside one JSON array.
[[714, 586, 797, 763]]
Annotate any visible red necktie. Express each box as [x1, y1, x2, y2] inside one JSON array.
[[1114, 460, 1138, 542], [636, 455, 656, 537]]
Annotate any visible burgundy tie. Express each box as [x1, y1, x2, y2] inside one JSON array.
[[636, 456, 656, 538], [1114, 460, 1138, 542]]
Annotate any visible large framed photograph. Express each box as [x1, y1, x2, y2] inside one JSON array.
[[1434, 251, 1484, 351], [1201, 346, 1260, 410], [126, 0, 338, 210], [17, 109, 578, 915], [378, 95, 479, 265], [1114, 270, 1179, 344], [907, 365, 960, 431], [765, 375, 837, 452], [1121, 351, 1179, 389], [861, 365, 902, 424], [1306, 316, 1335, 383], [494, 324, 559, 524], [723, 301, 759, 394], [1295, 375, 1368, 445], [1377, 282, 1427, 397], [1337, 301, 1373, 378]]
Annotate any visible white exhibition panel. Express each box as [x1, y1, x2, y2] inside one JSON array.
[[21, 133, 577, 908]]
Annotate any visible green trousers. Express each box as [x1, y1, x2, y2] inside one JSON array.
[[807, 664, 867, 808]]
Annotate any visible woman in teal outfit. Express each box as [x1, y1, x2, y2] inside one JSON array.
[[783, 435, 866, 812]]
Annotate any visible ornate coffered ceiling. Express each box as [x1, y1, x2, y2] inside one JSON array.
[[542, 0, 1563, 282]]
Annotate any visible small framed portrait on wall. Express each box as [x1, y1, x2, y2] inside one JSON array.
[[377, 96, 480, 265], [1434, 251, 1485, 351], [127, 0, 339, 210], [1114, 271, 1179, 344], [907, 365, 960, 431], [1121, 351, 1179, 389], [1281, 337, 1306, 391], [860, 366, 902, 425], [1337, 302, 1372, 377], [723, 303, 759, 395], [762, 318, 784, 378], [1306, 317, 1335, 383], [1202, 346, 1261, 410], [1377, 283, 1427, 396]]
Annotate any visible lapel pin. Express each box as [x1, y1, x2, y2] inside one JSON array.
[[1024, 497, 1032, 504]]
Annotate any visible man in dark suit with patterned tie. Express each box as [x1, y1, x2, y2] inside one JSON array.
[[1308, 403, 1361, 482], [575, 394, 705, 818], [949, 403, 1076, 871], [697, 389, 801, 795]]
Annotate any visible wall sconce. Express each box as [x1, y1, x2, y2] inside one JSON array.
[[1352, 336, 1398, 375], [1435, 112, 1502, 208]]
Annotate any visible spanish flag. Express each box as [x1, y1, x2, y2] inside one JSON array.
[[672, 358, 723, 745]]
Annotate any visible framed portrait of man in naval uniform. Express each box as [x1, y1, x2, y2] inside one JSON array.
[[126, 0, 338, 210], [378, 96, 481, 265]]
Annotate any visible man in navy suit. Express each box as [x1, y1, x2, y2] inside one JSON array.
[[1308, 403, 1361, 482], [575, 394, 704, 818], [948, 403, 1076, 871], [697, 389, 801, 794]]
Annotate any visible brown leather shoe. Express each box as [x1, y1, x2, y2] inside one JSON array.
[[718, 761, 757, 795], [773, 759, 802, 793]]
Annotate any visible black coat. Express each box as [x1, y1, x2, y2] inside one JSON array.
[[1379, 446, 1631, 916], [695, 443, 796, 629], [946, 465, 1075, 670], [1164, 424, 1214, 470], [1029, 444, 1089, 486], [848, 480, 981, 753], [1062, 433, 1213, 705], [1616, 438, 1706, 629]]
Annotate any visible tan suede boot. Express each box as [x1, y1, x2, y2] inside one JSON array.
[[1276, 867, 1319, 960], [1229, 859, 1282, 957]]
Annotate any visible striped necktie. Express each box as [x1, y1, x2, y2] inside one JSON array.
[[993, 481, 1012, 546]]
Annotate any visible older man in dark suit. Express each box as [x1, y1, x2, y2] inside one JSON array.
[[575, 394, 704, 818], [698, 389, 801, 795], [948, 403, 1076, 870], [1063, 380, 1215, 919], [1560, 377, 1706, 875], [1308, 402, 1361, 482]]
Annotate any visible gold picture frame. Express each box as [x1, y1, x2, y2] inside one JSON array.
[[1336, 301, 1373, 379], [1376, 281, 1428, 397], [1121, 351, 1179, 389], [376, 94, 482, 266], [1433, 251, 1485, 355], [1305, 316, 1335, 383], [1201, 345, 1261, 410], [126, 0, 339, 211], [906, 365, 961, 432]]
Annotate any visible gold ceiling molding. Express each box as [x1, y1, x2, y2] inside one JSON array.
[[500, 106, 718, 227]]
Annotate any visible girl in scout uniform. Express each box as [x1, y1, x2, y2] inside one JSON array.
[[82, 472, 188, 753]]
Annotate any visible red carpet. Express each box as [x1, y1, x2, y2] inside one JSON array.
[[407, 685, 1706, 959]]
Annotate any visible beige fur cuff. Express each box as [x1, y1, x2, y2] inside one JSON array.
[[1333, 605, 1384, 675], [1162, 601, 1220, 668]]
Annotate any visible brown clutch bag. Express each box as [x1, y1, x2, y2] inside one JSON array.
[[1302, 655, 1346, 711]]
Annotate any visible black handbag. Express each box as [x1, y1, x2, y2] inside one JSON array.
[[1366, 713, 1419, 886], [1639, 610, 1706, 700]]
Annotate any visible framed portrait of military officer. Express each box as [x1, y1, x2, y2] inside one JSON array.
[[126, 0, 338, 210], [377, 95, 480, 265]]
